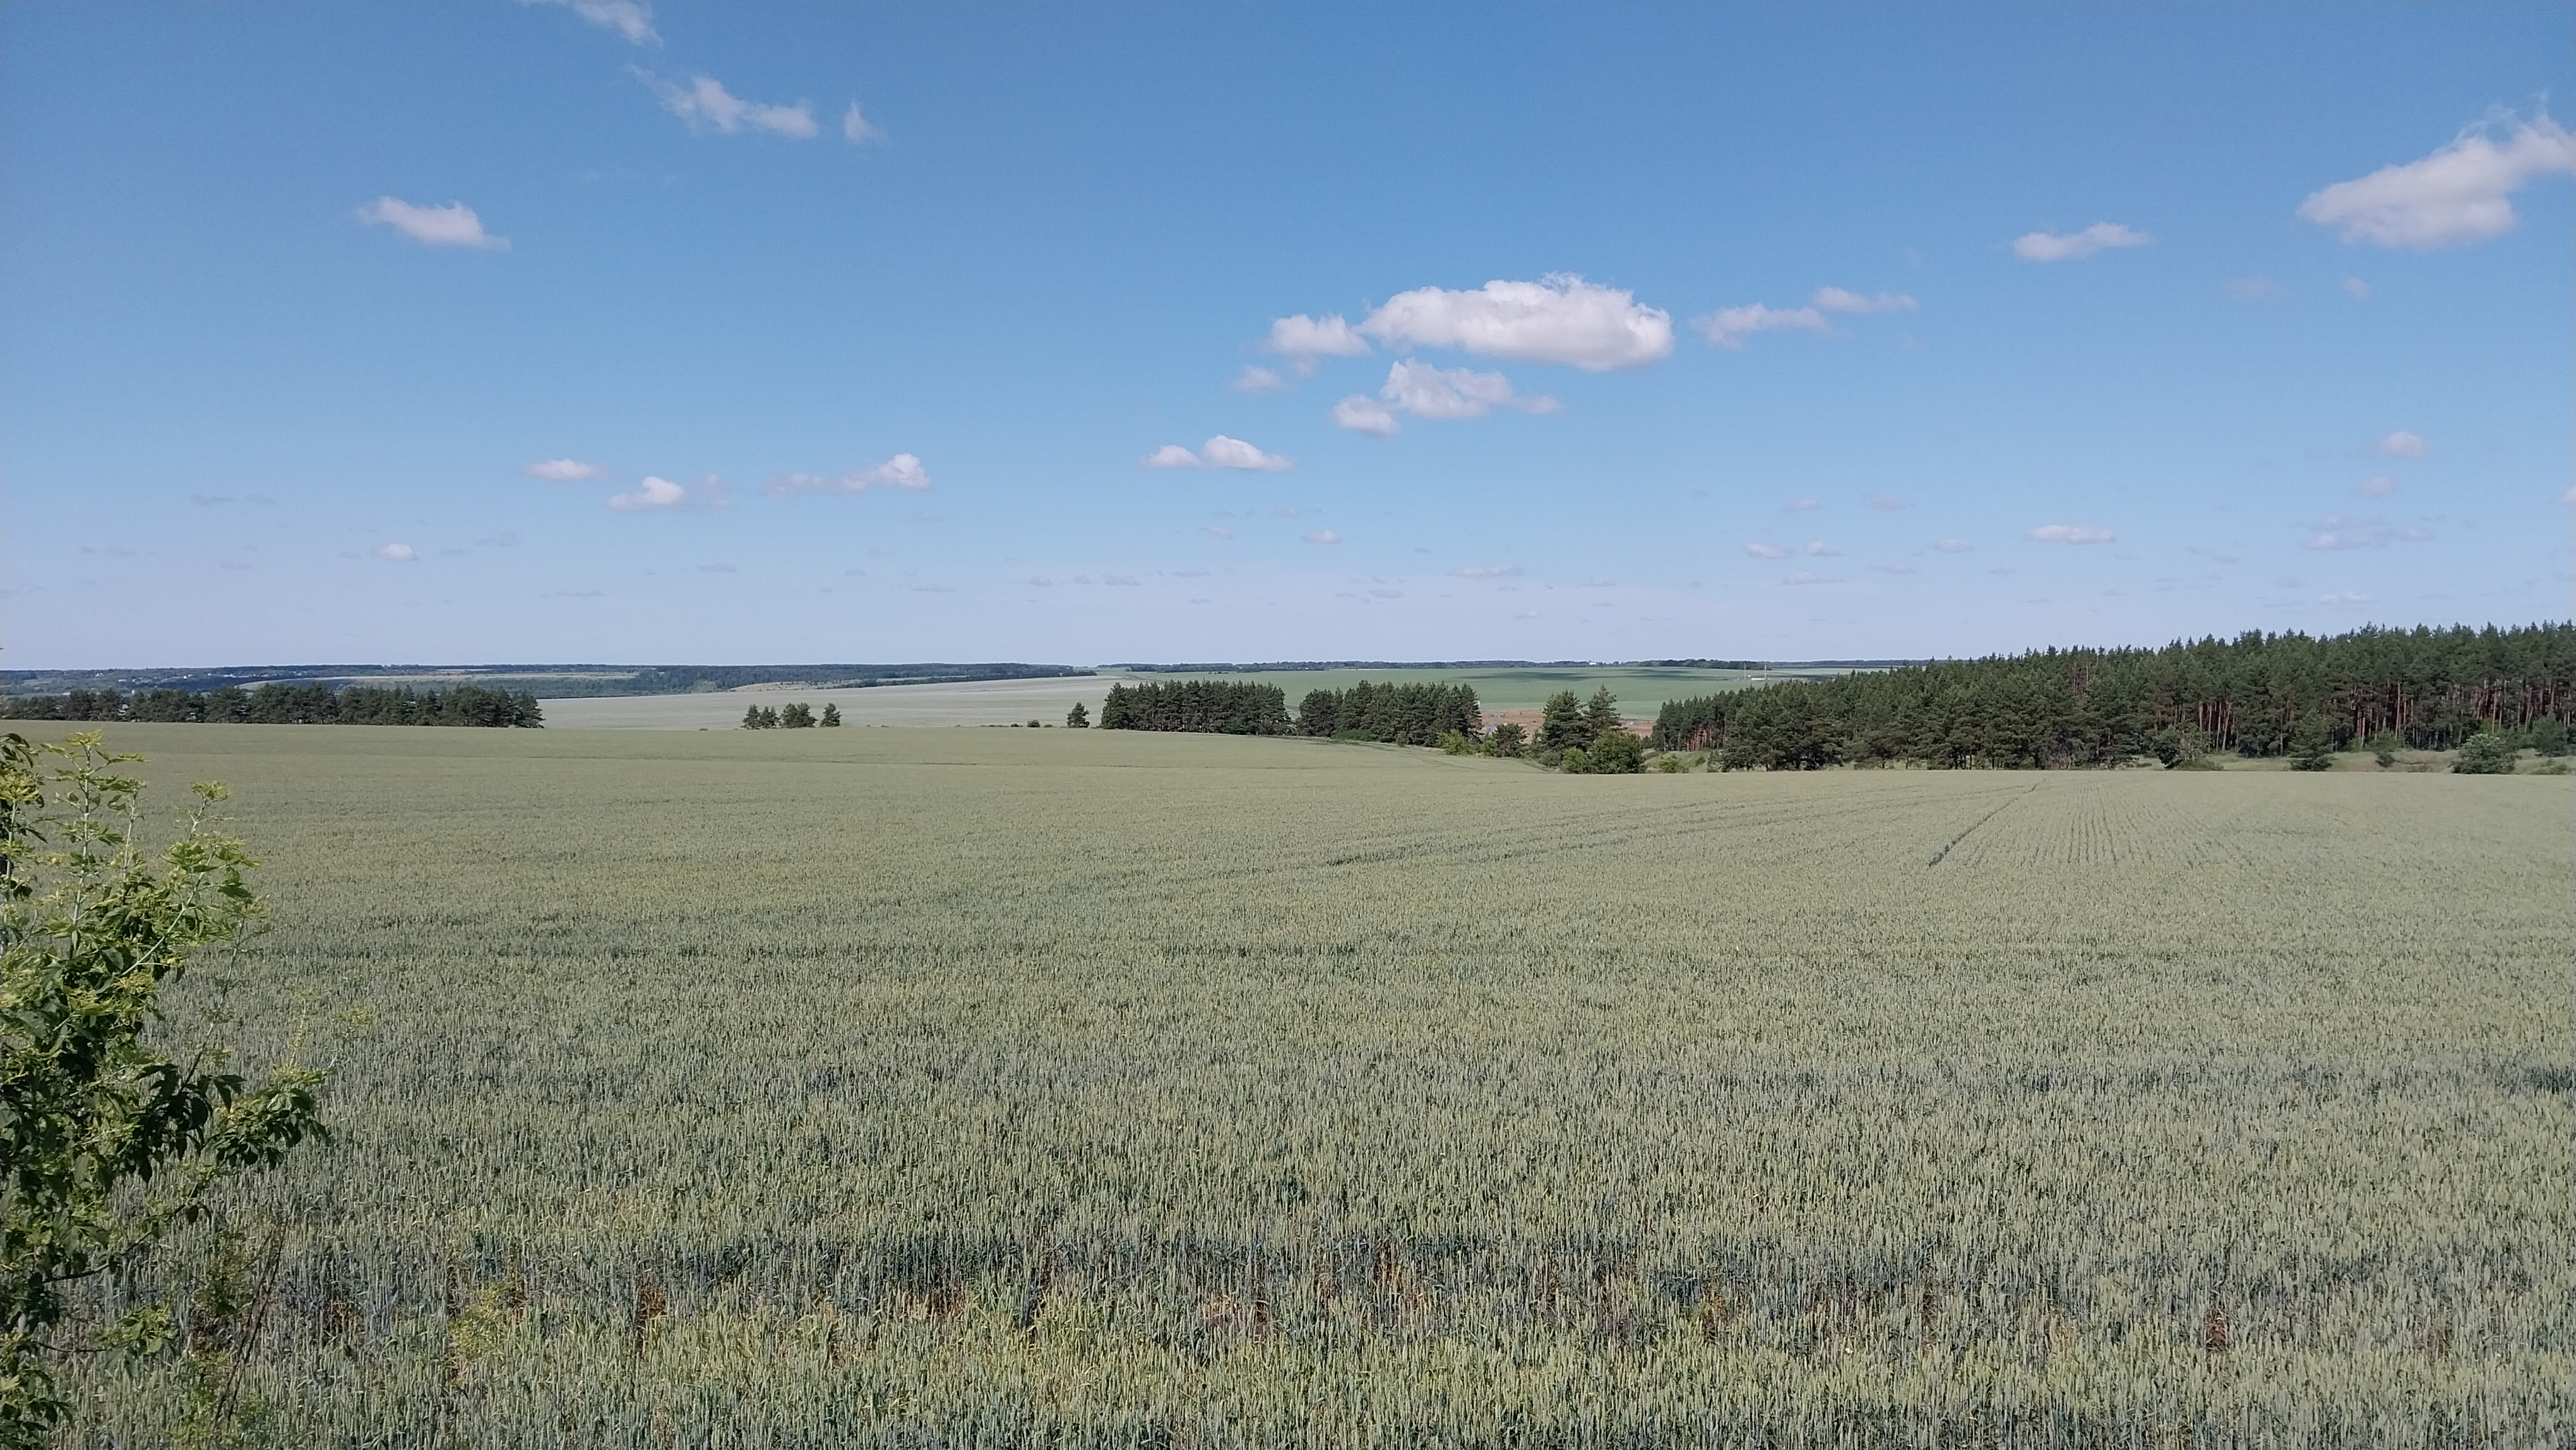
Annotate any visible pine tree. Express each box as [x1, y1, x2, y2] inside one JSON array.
[[1066, 702, 1089, 728], [1582, 688, 1621, 746], [820, 703, 842, 726], [1537, 691, 1584, 751]]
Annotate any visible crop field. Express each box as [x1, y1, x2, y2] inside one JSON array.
[[44, 724, 2573, 1448], [537, 666, 1826, 730]]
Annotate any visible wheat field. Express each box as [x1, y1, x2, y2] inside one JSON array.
[[47, 724, 2573, 1448]]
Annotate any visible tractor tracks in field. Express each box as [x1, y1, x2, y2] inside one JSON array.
[[1926, 777, 2045, 868]]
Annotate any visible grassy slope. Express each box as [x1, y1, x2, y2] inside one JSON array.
[[48, 724, 2575, 1447]]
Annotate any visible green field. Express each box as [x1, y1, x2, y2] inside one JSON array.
[[537, 665, 1834, 731], [48, 725, 2574, 1447]]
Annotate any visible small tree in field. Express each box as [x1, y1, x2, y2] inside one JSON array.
[[779, 703, 816, 729], [1065, 702, 1089, 729], [819, 704, 842, 727], [2, 733, 326, 1442], [2452, 731, 2517, 774]]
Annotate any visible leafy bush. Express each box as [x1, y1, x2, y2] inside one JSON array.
[[2452, 732, 2519, 774], [1585, 729, 1645, 774]]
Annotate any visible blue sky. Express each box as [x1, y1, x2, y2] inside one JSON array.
[[5, 1, 2570, 668]]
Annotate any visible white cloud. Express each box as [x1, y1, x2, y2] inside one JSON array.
[[2318, 590, 2372, 606], [2305, 513, 2428, 551], [523, 457, 605, 481], [2012, 222, 2151, 262], [1780, 570, 1830, 586], [356, 197, 508, 250], [1303, 529, 1340, 544], [2557, 486, 2576, 505], [769, 453, 931, 494], [1231, 365, 1289, 394], [1379, 361, 1558, 420], [1811, 287, 1918, 314], [2298, 114, 2575, 249], [2357, 475, 2397, 498], [1142, 445, 1202, 469], [1786, 497, 1822, 512], [1331, 395, 1400, 436], [376, 542, 417, 561], [842, 102, 886, 145], [1451, 563, 1523, 578], [1744, 542, 1789, 560], [1871, 563, 1920, 575], [636, 71, 818, 138], [1200, 435, 1293, 471], [1272, 506, 1298, 517], [517, 0, 659, 44], [2226, 275, 2282, 301], [1933, 538, 1974, 553], [1577, 575, 1616, 588], [1867, 493, 1904, 511], [1693, 303, 1829, 350], [2376, 430, 2428, 458], [2342, 277, 2373, 301], [1358, 275, 1672, 371], [1266, 314, 1370, 362], [1201, 525, 1234, 541], [2027, 524, 2114, 544], [1803, 541, 1835, 556], [608, 476, 688, 510]]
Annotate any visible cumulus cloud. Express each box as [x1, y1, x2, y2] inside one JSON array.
[[1231, 365, 1289, 394], [1266, 314, 1370, 363], [1933, 538, 1974, 553], [1142, 445, 1202, 469], [608, 476, 688, 510], [518, 0, 659, 43], [2299, 114, 2575, 249], [769, 453, 931, 494], [357, 197, 508, 250], [1379, 360, 1558, 420], [2012, 222, 2152, 262], [1811, 287, 1918, 314], [842, 102, 886, 145], [1868, 493, 1904, 511], [523, 457, 606, 481], [2357, 475, 2397, 498], [1303, 530, 1340, 544], [2376, 430, 2428, 458], [1744, 542, 1790, 560], [1693, 303, 1830, 349], [2027, 524, 2114, 544], [1359, 274, 1673, 371], [376, 542, 417, 561], [1803, 541, 1835, 556], [1201, 435, 1293, 470], [1330, 395, 1400, 436], [1451, 563, 1523, 578], [636, 71, 818, 137]]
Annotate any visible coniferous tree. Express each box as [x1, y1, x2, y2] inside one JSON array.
[[820, 703, 842, 726], [1537, 690, 1585, 751], [1065, 702, 1089, 728]]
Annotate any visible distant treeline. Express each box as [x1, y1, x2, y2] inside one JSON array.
[[1, 662, 1092, 700], [1651, 623, 2572, 769], [602, 663, 1092, 697], [1, 683, 544, 728], [1294, 683, 1482, 745], [1098, 681, 1294, 734]]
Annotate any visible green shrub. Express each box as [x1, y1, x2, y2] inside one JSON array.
[[1587, 729, 1645, 774], [2453, 732, 2519, 774]]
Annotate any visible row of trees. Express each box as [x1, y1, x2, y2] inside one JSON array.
[[741, 702, 842, 729], [1097, 681, 1295, 734], [0, 683, 544, 728], [1650, 623, 2575, 770], [1295, 682, 1483, 746]]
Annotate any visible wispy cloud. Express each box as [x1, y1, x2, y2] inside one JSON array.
[[1780, 570, 1832, 586], [376, 542, 417, 561], [769, 453, 931, 494], [2225, 275, 2282, 301], [1357, 274, 1673, 371], [1451, 563, 1523, 578], [1202, 524, 1233, 539], [2342, 277, 2373, 301], [2357, 474, 2397, 498], [607, 476, 688, 510], [1378, 361, 1558, 420], [523, 457, 606, 481], [1933, 538, 1973, 553], [1693, 303, 1829, 350], [2012, 222, 2151, 262], [1867, 493, 1904, 511], [2027, 524, 2114, 544], [1785, 497, 1822, 512], [635, 71, 818, 138], [1230, 365, 1289, 394], [357, 198, 508, 250], [2299, 112, 2575, 249], [518, 0, 659, 44], [841, 102, 886, 145], [1330, 394, 1401, 436], [1142, 437, 1292, 470], [1744, 542, 1789, 560], [1303, 529, 1340, 545], [2318, 590, 2371, 606], [2375, 430, 2428, 458], [1811, 287, 1917, 314], [2306, 513, 2431, 550], [1803, 541, 1836, 556]]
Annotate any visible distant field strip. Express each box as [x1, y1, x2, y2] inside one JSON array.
[[49, 725, 2575, 1448]]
